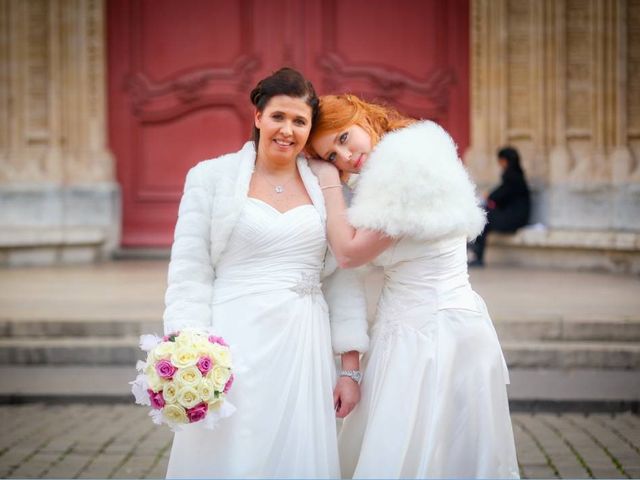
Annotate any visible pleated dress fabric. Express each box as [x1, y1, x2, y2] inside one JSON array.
[[338, 236, 520, 479], [166, 198, 339, 478]]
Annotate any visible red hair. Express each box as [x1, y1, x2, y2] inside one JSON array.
[[306, 94, 415, 158]]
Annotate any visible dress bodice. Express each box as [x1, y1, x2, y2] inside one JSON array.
[[372, 236, 478, 315], [212, 198, 326, 303]]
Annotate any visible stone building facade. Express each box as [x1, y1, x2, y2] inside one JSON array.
[[1, 0, 639, 271], [0, 0, 118, 265], [466, 0, 640, 272]]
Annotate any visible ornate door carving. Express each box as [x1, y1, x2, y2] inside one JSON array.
[[302, 0, 469, 145], [108, 0, 469, 246]]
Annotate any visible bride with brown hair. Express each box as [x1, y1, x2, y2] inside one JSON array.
[[163, 72, 368, 478], [307, 94, 519, 479]]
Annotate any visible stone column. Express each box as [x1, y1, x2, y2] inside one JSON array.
[[545, 0, 639, 231], [466, 0, 551, 220], [466, 0, 508, 187], [0, 0, 119, 265], [466, 0, 640, 271], [466, 0, 640, 229]]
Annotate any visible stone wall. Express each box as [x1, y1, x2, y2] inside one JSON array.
[[0, 0, 118, 266], [466, 0, 640, 272], [1, 0, 638, 271]]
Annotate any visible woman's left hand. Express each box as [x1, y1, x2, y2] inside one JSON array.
[[308, 158, 340, 186], [333, 376, 361, 418]]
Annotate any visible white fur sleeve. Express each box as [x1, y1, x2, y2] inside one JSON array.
[[321, 251, 369, 354], [163, 164, 215, 334]]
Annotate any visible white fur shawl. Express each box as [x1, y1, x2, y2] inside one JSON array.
[[348, 121, 486, 241]]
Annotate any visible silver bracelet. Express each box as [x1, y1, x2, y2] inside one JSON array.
[[339, 369, 362, 384]]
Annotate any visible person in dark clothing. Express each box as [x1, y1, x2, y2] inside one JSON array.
[[469, 146, 531, 267]]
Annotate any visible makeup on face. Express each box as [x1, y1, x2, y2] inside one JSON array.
[[255, 95, 313, 163], [312, 124, 373, 174]]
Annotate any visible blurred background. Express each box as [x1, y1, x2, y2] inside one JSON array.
[[0, 1, 639, 478], [0, 0, 637, 269]]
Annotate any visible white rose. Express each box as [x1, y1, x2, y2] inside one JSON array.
[[197, 378, 215, 402], [210, 365, 231, 391], [191, 332, 209, 348], [174, 365, 202, 389], [171, 347, 198, 368], [175, 331, 196, 348], [163, 404, 188, 424], [209, 344, 232, 368], [146, 369, 164, 393], [176, 386, 200, 409], [163, 381, 178, 404], [153, 341, 176, 360]]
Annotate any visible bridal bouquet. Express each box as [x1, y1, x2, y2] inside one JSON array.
[[130, 328, 236, 431]]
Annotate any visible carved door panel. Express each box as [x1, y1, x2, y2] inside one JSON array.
[[300, 0, 469, 151], [108, 0, 469, 247]]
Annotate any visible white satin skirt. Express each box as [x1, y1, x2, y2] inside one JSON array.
[[165, 286, 339, 478], [338, 292, 519, 478]]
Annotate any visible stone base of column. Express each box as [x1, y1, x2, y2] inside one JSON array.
[[546, 185, 640, 231], [0, 184, 120, 267], [483, 227, 640, 274]]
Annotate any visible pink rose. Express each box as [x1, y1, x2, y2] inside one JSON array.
[[186, 402, 208, 423], [196, 356, 213, 375], [223, 374, 235, 393], [208, 335, 228, 346], [155, 359, 177, 379], [148, 389, 165, 409]]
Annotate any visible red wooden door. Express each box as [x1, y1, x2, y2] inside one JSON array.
[[108, 0, 469, 247]]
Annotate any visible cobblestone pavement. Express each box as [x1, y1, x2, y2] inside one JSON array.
[[0, 405, 638, 479]]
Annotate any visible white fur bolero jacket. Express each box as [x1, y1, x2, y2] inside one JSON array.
[[348, 121, 486, 241], [163, 142, 369, 354]]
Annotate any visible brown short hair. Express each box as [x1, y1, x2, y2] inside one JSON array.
[[249, 67, 319, 146]]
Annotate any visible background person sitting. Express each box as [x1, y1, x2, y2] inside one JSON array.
[[469, 146, 531, 267]]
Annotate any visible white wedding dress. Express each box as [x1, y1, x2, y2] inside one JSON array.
[[166, 198, 339, 478], [339, 236, 519, 478]]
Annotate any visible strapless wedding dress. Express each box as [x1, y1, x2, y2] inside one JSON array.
[[166, 198, 339, 478], [339, 236, 519, 478]]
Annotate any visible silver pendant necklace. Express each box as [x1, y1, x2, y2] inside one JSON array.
[[258, 168, 297, 194]]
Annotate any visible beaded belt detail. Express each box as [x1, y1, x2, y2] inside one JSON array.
[[290, 272, 322, 297]]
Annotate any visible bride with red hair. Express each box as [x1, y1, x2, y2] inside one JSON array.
[[307, 94, 519, 479]]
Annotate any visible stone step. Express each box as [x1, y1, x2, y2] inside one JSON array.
[[501, 340, 640, 369], [0, 319, 163, 338], [485, 228, 640, 274], [495, 317, 640, 342], [1, 366, 638, 404], [0, 336, 638, 369], [2, 317, 640, 342], [0, 337, 145, 365]]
